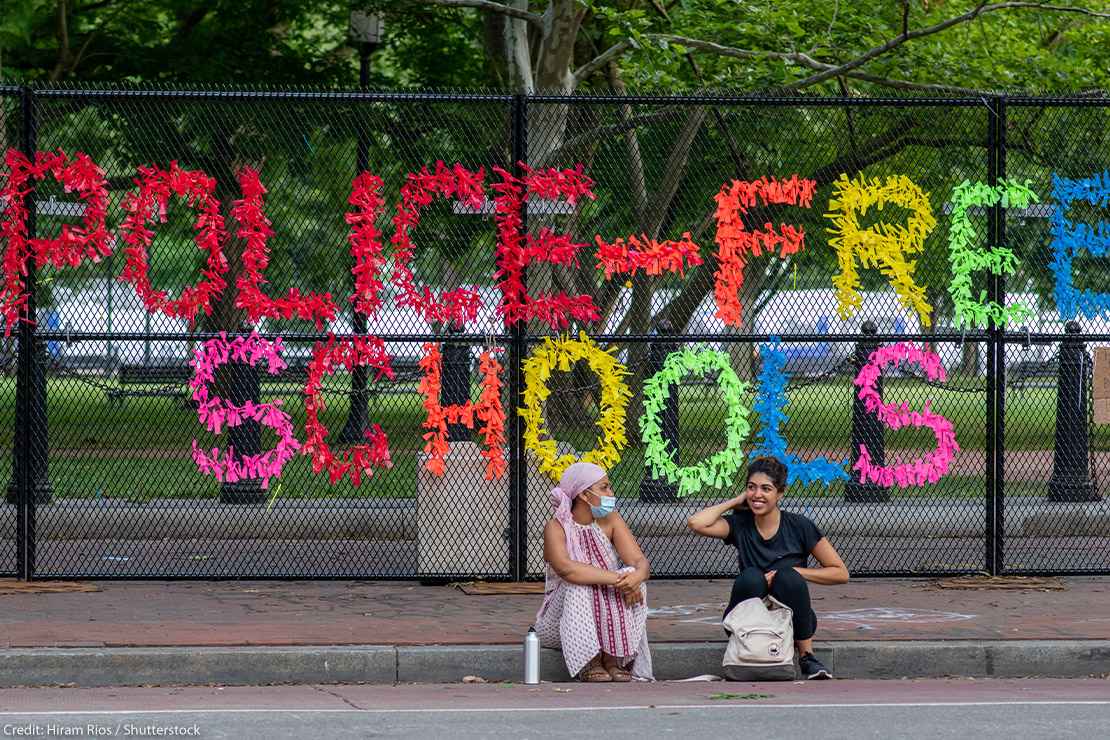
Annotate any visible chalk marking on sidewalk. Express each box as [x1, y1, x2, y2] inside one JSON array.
[[3, 701, 1110, 716]]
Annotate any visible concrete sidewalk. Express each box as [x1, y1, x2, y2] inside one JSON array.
[[1, 577, 1108, 687]]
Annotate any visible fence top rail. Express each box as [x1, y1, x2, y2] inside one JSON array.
[[1002, 95, 1110, 107], [7, 83, 1107, 106], [28, 87, 516, 103]]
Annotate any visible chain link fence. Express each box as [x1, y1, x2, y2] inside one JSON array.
[[1, 85, 1109, 578]]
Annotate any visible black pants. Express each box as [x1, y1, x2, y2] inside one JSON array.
[[724, 566, 817, 641]]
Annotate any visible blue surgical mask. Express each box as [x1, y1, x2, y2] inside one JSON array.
[[590, 495, 617, 518]]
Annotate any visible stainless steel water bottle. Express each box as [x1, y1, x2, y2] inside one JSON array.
[[524, 626, 540, 684]]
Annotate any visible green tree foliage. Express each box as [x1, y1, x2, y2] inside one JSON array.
[[2, 1, 1109, 339]]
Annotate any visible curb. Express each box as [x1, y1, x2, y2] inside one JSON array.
[[1, 641, 1107, 688]]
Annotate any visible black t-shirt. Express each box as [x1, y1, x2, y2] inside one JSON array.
[[722, 509, 824, 573]]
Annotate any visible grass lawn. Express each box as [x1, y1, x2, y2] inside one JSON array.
[[0, 374, 1089, 501]]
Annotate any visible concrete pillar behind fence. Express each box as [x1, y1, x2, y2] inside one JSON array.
[[639, 320, 679, 503], [442, 330, 473, 443], [1048, 321, 1099, 502], [844, 321, 889, 503]]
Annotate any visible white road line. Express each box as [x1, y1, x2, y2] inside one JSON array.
[[2, 701, 1110, 716]]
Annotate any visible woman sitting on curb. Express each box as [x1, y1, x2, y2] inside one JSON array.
[[687, 456, 849, 680], [535, 462, 653, 682]]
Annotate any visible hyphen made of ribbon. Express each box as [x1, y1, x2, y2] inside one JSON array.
[[640, 346, 749, 498], [117, 161, 230, 323], [417, 342, 507, 480], [1, 148, 112, 337], [233, 167, 337, 329], [594, 232, 703, 279], [713, 175, 816, 328], [852, 341, 959, 488], [302, 335, 395, 486], [826, 173, 936, 328], [520, 333, 630, 480], [189, 332, 301, 489]]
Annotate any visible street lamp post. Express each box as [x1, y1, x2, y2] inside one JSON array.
[[339, 10, 383, 444]]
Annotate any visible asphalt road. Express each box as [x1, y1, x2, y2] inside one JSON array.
[[1, 679, 1108, 739]]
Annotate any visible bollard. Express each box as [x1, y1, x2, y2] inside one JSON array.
[[218, 351, 264, 505], [6, 337, 53, 505], [442, 328, 473, 442], [639, 320, 679, 503], [844, 321, 889, 503], [1048, 321, 1099, 502]]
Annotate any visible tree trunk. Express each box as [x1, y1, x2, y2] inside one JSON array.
[[503, 0, 535, 93]]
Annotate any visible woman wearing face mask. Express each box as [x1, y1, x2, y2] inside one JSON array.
[[535, 461, 653, 682], [688, 456, 849, 680]]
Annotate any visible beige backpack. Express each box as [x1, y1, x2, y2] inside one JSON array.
[[721, 596, 797, 681]]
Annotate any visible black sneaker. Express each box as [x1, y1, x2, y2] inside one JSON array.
[[799, 652, 833, 680]]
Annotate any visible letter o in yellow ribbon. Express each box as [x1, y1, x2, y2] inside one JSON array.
[[520, 333, 632, 481]]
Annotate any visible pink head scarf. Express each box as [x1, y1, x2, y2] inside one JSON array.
[[550, 461, 607, 563]]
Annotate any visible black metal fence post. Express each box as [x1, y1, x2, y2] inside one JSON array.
[[508, 94, 528, 580], [639, 319, 679, 502], [985, 96, 1006, 574], [7, 86, 49, 578], [844, 321, 889, 503], [1048, 321, 1098, 502]]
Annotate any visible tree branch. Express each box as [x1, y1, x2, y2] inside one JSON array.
[[583, 2, 1109, 94], [535, 109, 681, 166], [49, 0, 72, 82], [837, 71, 989, 95], [643, 105, 707, 238], [419, 0, 543, 27], [649, 34, 806, 65], [789, 1, 1110, 89], [68, 30, 97, 77], [574, 40, 632, 83], [649, 34, 998, 95], [77, 0, 115, 11]]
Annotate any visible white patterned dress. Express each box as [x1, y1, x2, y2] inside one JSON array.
[[535, 519, 653, 680]]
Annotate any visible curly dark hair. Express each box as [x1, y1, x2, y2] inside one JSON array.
[[747, 456, 788, 492]]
